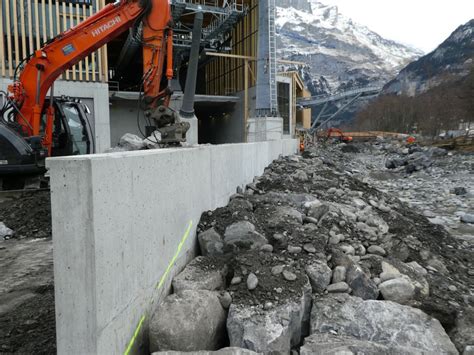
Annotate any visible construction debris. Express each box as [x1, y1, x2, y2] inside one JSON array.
[[149, 141, 473, 354]]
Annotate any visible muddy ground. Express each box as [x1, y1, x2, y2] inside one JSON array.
[[0, 191, 55, 354]]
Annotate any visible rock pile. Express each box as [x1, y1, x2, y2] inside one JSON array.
[[149, 143, 473, 354]]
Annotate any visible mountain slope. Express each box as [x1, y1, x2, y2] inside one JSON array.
[[384, 19, 474, 96], [276, 0, 424, 95]]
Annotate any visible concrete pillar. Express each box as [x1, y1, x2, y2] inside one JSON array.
[[250, 0, 283, 142]]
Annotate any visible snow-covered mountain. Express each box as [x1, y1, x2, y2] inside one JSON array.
[[276, 0, 424, 95], [384, 19, 474, 96]]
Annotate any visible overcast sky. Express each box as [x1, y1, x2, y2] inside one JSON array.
[[319, 0, 474, 53]]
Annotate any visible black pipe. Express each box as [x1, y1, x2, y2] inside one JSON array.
[[180, 11, 203, 118]]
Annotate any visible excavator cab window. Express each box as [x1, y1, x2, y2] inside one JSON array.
[[41, 99, 92, 157], [61, 104, 89, 155]]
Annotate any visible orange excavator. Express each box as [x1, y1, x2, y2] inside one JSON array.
[[0, 0, 189, 179], [327, 128, 353, 143]]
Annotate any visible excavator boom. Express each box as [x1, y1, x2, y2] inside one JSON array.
[[6, 0, 175, 152]]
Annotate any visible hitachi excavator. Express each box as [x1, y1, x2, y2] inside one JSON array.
[[0, 0, 189, 184]]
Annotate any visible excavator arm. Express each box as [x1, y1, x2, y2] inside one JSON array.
[[8, 0, 177, 153]]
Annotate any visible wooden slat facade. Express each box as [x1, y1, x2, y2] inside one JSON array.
[[205, 0, 258, 96], [0, 0, 108, 82]]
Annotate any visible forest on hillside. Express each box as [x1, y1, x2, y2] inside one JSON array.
[[353, 68, 474, 136]]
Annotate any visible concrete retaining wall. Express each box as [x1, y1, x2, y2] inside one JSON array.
[[47, 139, 298, 355]]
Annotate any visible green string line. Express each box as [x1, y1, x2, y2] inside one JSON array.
[[123, 315, 145, 355], [123, 220, 193, 355]]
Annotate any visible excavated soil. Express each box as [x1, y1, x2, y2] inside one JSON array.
[[0, 191, 55, 354]]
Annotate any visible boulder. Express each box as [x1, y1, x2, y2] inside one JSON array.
[[223, 221, 268, 252], [326, 282, 349, 293], [332, 266, 346, 284], [310, 294, 458, 354], [305, 261, 332, 293], [346, 264, 379, 300], [172, 256, 228, 293], [450, 307, 474, 353], [461, 214, 474, 224], [267, 206, 303, 226], [0, 222, 13, 239], [149, 290, 227, 352], [307, 204, 330, 222], [198, 228, 224, 256], [385, 158, 404, 169], [378, 277, 415, 304], [152, 348, 261, 355], [119, 133, 146, 150], [227, 281, 311, 353], [301, 333, 424, 355]]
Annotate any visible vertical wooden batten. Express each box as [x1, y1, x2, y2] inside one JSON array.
[[90, 4, 96, 82], [5, 0, 13, 77], [83, 3, 90, 82], [35, 0, 41, 49], [69, 2, 76, 81], [62, 1, 69, 79], [12, 0, 20, 68], [100, 0, 108, 82], [19, 0, 27, 59], [95, 0, 102, 82], [0, 2, 5, 77], [27, 0, 34, 56], [48, 0, 54, 39], [76, 3, 83, 81], [41, 0, 47, 44]]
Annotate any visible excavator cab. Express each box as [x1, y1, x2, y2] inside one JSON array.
[[0, 97, 93, 185], [47, 98, 94, 157]]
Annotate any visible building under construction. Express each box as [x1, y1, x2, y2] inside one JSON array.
[[0, 0, 310, 149]]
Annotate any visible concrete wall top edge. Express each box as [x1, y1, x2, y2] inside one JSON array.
[[46, 140, 296, 165]]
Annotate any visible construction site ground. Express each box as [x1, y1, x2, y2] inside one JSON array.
[[0, 140, 473, 354]]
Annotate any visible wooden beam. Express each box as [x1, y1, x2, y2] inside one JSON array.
[[48, 0, 54, 39], [5, 0, 14, 77], [19, 0, 27, 58], [69, 2, 76, 80], [41, 0, 47, 44], [0, 2, 5, 77], [35, 0, 41, 49], [101, 0, 108, 82], [277, 59, 306, 65], [62, 1, 69, 79], [76, 3, 82, 81], [12, 0, 20, 67], [83, 3, 89, 81], [206, 52, 256, 60], [27, 0, 34, 55], [206, 52, 305, 66]]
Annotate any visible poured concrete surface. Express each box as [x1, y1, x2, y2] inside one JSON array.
[[46, 140, 297, 354]]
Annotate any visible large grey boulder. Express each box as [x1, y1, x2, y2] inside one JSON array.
[[152, 347, 261, 355], [305, 261, 332, 293], [223, 221, 268, 252], [0, 222, 13, 239], [450, 307, 474, 353], [119, 133, 146, 150], [149, 290, 227, 352], [227, 281, 311, 353], [378, 277, 415, 304], [346, 264, 379, 300], [198, 228, 224, 256], [172, 256, 228, 293], [310, 294, 458, 354], [301, 333, 425, 355], [267, 206, 303, 226]]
